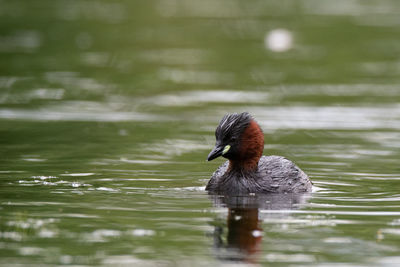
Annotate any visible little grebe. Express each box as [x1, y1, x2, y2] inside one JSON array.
[[206, 112, 312, 195]]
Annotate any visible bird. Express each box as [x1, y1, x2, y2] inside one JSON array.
[[206, 112, 312, 195]]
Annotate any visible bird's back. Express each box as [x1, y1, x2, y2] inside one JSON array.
[[206, 155, 312, 194]]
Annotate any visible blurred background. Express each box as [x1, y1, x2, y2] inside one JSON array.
[[1, 0, 400, 266]]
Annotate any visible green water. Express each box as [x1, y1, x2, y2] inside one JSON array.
[[1, 1, 400, 266]]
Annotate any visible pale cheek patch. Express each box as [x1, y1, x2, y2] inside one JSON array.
[[222, 145, 231, 155]]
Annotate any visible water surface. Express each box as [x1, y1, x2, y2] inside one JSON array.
[[1, 1, 400, 266]]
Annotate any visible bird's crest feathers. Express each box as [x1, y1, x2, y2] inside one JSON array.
[[215, 112, 253, 142]]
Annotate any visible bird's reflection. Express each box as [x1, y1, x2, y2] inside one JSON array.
[[210, 193, 309, 263]]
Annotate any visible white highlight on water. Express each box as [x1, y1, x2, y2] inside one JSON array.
[[265, 29, 293, 52]]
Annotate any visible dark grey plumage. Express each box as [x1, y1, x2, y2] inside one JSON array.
[[215, 112, 253, 143], [206, 156, 312, 195]]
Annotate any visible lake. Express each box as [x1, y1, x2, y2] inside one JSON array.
[[1, 1, 400, 266]]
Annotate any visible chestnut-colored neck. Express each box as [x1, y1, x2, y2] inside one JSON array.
[[229, 120, 264, 172]]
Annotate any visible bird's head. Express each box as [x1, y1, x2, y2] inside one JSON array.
[[207, 112, 264, 170]]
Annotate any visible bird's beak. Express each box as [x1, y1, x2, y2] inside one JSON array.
[[207, 143, 231, 161], [207, 144, 224, 161]]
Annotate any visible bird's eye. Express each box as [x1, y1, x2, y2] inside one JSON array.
[[230, 137, 237, 143]]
